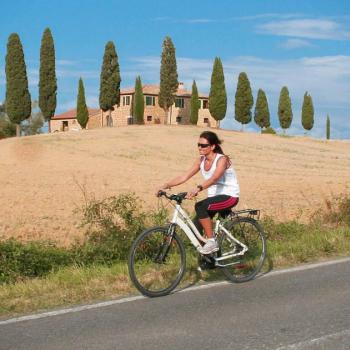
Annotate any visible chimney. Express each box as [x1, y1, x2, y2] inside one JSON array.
[[178, 82, 185, 90]]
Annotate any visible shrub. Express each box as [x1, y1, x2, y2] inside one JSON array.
[[261, 126, 276, 134], [0, 240, 73, 284], [75, 193, 148, 264]]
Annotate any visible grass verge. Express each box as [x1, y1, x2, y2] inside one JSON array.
[[1, 195, 349, 319], [1, 222, 349, 319]]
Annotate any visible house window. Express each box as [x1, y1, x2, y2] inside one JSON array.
[[204, 118, 209, 124], [147, 115, 152, 122], [145, 96, 155, 106], [175, 98, 184, 108], [202, 100, 209, 109], [123, 96, 131, 106], [176, 116, 182, 123]]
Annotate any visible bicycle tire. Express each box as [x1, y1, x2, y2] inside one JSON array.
[[128, 226, 186, 297], [218, 217, 266, 283]]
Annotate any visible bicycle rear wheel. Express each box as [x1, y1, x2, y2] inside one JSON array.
[[128, 226, 186, 297], [218, 217, 266, 282]]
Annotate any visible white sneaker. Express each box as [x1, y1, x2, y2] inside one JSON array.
[[199, 239, 219, 255]]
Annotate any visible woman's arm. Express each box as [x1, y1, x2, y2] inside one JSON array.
[[158, 158, 201, 191]]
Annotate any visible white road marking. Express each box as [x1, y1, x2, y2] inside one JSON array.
[[275, 329, 350, 349], [0, 256, 349, 326]]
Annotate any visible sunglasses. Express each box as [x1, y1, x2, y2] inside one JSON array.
[[197, 143, 211, 148]]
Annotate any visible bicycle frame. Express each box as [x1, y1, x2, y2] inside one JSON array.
[[170, 203, 248, 262]]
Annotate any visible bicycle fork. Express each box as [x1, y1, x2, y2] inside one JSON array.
[[154, 225, 176, 264]]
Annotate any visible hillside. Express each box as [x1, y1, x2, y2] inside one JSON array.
[[1, 125, 350, 246]]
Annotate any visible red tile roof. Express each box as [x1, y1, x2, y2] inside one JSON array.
[[52, 108, 100, 120]]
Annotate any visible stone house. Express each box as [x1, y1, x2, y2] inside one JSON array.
[[50, 83, 217, 132], [50, 108, 101, 132]]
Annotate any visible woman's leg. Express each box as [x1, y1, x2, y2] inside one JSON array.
[[199, 217, 213, 238]]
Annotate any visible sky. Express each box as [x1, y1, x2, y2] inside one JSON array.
[[1, 0, 350, 139]]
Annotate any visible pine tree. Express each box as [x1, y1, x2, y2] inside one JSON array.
[[190, 80, 200, 125], [235, 72, 254, 130], [301, 92, 314, 132], [159, 36, 178, 124], [209, 57, 227, 127], [99, 41, 121, 127], [133, 76, 144, 124], [278, 86, 293, 133], [326, 114, 330, 140], [254, 89, 270, 131], [39, 28, 57, 133], [5, 33, 31, 136], [76, 78, 89, 129]]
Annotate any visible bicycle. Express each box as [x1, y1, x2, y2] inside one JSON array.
[[128, 191, 266, 297]]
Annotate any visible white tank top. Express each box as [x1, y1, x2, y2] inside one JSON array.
[[200, 154, 240, 198]]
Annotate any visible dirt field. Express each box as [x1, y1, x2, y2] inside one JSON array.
[[1, 125, 350, 246]]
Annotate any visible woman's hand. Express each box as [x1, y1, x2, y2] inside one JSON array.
[[186, 188, 200, 199], [155, 183, 169, 196]]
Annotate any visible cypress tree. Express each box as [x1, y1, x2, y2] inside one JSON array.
[[159, 36, 178, 124], [301, 91, 314, 132], [278, 86, 293, 133], [99, 41, 121, 127], [190, 80, 200, 125], [133, 76, 144, 124], [254, 89, 270, 131], [209, 57, 227, 127], [76, 78, 89, 129], [235, 72, 253, 130], [39, 28, 57, 133], [5, 33, 31, 136], [326, 114, 330, 140]]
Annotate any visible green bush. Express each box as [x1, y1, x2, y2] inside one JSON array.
[[261, 126, 276, 134], [0, 116, 16, 139], [74, 193, 148, 264], [0, 240, 73, 283]]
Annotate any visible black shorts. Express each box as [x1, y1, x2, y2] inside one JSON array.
[[194, 195, 239, 220]]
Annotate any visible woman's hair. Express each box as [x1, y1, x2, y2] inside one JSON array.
[[199, 131, 224, 154], [199, 131, 231, 166]]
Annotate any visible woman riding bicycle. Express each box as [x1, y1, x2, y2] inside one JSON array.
[[157, 131, 240, 255]]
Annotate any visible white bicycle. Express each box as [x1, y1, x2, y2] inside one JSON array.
[[128, 191, 266, 297]]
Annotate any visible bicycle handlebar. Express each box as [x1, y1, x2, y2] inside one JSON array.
[[157, 191, 188, 204]]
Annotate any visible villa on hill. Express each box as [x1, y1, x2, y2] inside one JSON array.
[[50, 83, 217, 132]]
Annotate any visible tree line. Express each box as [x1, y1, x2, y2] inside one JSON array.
[[1, 30, 332, 140]]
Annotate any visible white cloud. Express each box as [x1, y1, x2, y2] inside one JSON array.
[[257, 19, 350, 40], [280, 38, 314, 49]]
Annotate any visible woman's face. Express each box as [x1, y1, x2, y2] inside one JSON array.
[[197, 137, 215, 155]]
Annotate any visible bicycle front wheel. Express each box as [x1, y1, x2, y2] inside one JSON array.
[[218, 217, 266, 283], [128, 226, 186, 297]]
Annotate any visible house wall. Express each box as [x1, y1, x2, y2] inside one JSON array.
[[50, 119, 81, 132], [143, 95, 166, 124], [87, 112, 102, 129], [101, 96, 133, 127]]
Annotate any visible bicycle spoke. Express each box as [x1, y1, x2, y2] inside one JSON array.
[[218, 217, 266, 282], [128, 227, 186, 297]]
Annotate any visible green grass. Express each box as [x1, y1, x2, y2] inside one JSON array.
[[1, 221, 349, 319], [1, 194, 350, 319]]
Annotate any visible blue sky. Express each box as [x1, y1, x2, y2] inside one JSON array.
[[1, 0, 350, 139]]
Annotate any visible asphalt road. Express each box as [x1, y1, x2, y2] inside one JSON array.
[[1, 259, 349, 350]]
